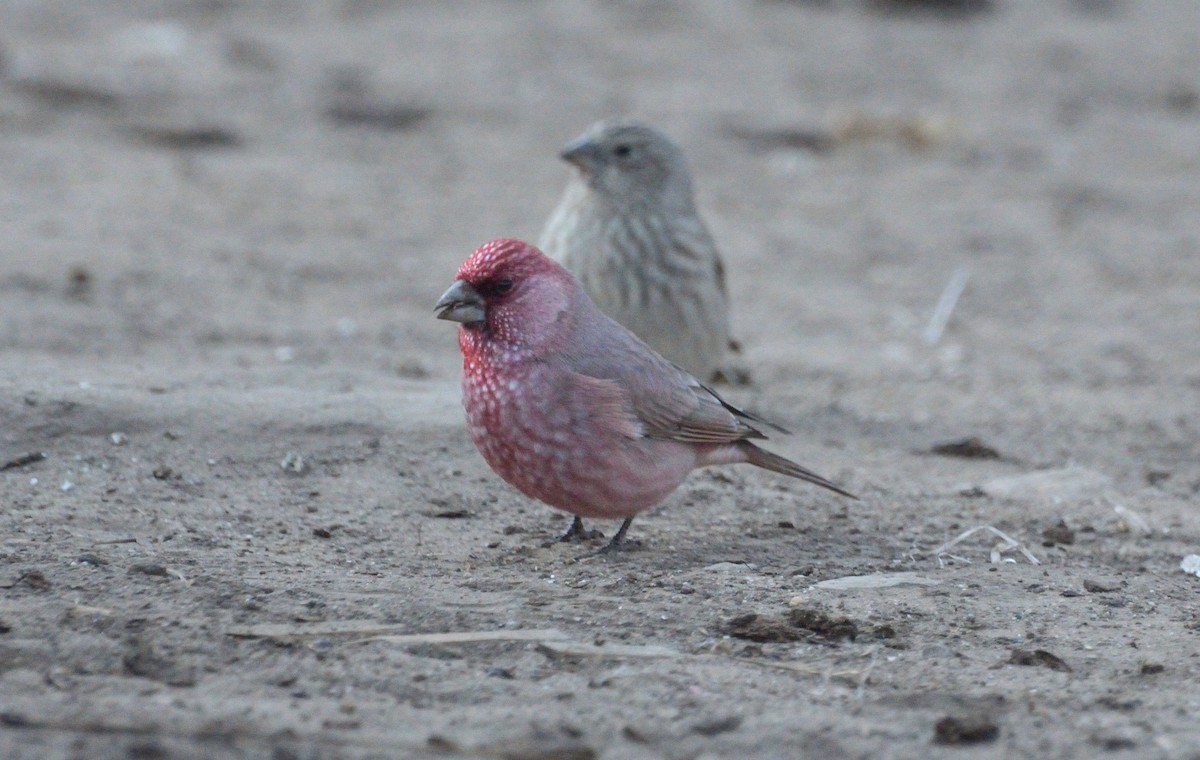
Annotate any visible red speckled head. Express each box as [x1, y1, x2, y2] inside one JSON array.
[[456, 238, 557, 286], [451, 239, 578, 350]]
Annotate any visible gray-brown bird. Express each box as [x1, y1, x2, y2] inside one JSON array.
[[539, 120, 741, 383]]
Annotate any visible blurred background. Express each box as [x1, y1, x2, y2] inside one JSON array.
[[1, 0, 1197, 449]]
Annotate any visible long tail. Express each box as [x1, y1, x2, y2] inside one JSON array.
[[739, 442, 858, 500]]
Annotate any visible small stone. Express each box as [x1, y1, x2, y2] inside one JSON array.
[[934, 715, 999, 745], [930, 437, 1000, 459], [1144, 470, 1171, 486], [310, 638, 333, 653], [1091, 733, 1136, 751], [426, 736, 458, 752], [12, 571, 51, 591], [691, 715, 742, 736], [66, 265, 92, 298], [1041, 519, 1075, 546], [1007, 648, 1071, 672], [1180, 555, 1200, 578], [281, 451, 307, 474], [703, 562, 753, 573]]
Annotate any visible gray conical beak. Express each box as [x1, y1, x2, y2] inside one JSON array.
[[434, 280, 485, 324], [559, 136, 606, 173]]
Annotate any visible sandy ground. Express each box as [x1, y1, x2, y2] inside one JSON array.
[[2, 1, 1199, 758]]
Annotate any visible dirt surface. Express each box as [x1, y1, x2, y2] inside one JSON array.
[[2, 1, 1199, 758]]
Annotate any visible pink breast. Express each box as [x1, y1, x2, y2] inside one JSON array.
[[460, 357, 696, 519]]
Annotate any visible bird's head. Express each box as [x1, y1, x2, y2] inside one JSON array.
[[559, 120, 695, 213], [435, 239, 576, 348]]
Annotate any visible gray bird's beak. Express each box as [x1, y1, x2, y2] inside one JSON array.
[[434, 280, 486, 324], [559, 136, 606, 174]]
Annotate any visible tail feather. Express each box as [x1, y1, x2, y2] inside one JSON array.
[[740, 443, 858, 500]]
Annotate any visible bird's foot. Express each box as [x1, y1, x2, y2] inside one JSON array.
[[573, 517, 637, 560], [710, 364, 752, 386], [545, 516, 604, 546]]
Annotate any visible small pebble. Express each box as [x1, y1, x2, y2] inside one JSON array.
[[934, 714, 999, 745], [281, 451, 307, 474]]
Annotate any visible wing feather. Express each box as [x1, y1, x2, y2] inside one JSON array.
[[548, 287, 781, 446]]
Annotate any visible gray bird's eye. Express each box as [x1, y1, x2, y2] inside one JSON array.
[[612, 143, 633, 158]]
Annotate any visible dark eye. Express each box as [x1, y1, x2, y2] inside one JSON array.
[[612, 143, 632, 158], [486, 278, 513, 296]]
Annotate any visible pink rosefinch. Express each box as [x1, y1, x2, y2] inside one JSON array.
[[435, 238, 854, 553], [539, 120, 743, 383]]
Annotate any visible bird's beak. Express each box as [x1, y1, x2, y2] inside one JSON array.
[[559, 136, 605, 174], [434, 280, 486, 324]]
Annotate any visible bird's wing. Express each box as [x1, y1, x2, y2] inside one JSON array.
[[554, 291, 768, 446], [566, 373, 646, 441], [566, 333, 763, 441], [557, 355, 754, 444], [633, 378, 767, 444]]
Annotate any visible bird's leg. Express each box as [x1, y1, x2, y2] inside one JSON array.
[[551, 515, 604, 544], [578, 517, 636, 558], [603, 517, 634, 551], [709, 365, 752, 386]]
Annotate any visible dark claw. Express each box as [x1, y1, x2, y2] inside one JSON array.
[[575, 517, 636, 559]]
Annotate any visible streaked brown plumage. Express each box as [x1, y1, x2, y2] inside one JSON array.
[[539, 120, 739, 382]]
